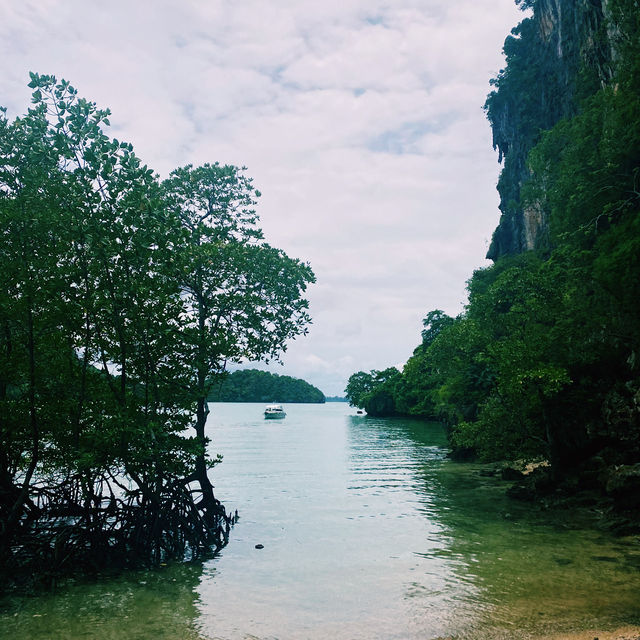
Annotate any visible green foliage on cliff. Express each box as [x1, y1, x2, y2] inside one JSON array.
[[484, 0, 614, 259], [210, 369, 325, 403], [347, 0, 640, 473]]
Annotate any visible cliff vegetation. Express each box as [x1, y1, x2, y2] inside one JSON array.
[[346, 0, 640, 522]]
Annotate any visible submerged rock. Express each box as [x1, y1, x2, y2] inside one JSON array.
[[501, 467, 525, 481]]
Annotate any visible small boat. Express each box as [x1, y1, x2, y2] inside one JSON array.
[[264, 404, 286, 419]]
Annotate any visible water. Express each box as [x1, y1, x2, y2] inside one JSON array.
[[2, 403, 639, 639]]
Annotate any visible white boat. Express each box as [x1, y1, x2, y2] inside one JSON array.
[[264, 404, 286, 419]]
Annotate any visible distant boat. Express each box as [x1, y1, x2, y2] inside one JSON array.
[[264, 404, 286, 419]]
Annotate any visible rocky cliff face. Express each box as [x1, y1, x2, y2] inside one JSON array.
[[485, 0, 617, 260]]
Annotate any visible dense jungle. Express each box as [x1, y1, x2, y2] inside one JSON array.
[[346, 0, 640, 526]]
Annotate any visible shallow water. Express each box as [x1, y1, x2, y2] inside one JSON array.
[[2, 403, 639, 639]]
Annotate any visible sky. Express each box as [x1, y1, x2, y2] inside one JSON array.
[[2, 0, 525, 396]]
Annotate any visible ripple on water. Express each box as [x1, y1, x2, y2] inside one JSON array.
[[2, 404, 639, 640]]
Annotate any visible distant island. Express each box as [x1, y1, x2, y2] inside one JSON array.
[[325, 396, 347, 402], [209, 369, 325, 403]]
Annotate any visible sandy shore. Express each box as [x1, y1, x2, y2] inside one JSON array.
[[442, 627, 640, 640], [544, 629, 640, 640]]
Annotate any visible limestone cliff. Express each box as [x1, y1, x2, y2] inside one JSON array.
[[485, 0, 617, 260]]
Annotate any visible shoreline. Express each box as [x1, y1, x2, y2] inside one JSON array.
[[546, 629, 640, 640], [442, 627, 640, 640]]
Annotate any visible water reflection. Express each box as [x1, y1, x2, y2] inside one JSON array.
[[432, 461, 640, 636], [0, 561, 207, 640], [346, 413, 640, 638], [2, 404, 639, 640], [345, 415, 482, 637]]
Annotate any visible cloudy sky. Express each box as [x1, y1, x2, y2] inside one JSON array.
[[2, 0, 524, 396]]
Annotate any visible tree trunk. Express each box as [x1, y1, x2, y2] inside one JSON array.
[[193, 282, 224, 525], [5, 303, 39, 541]]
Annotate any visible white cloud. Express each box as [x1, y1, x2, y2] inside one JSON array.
[[1, 0, 524, 395]]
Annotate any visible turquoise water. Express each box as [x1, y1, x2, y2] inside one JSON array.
[[2, 402, 639, 639]]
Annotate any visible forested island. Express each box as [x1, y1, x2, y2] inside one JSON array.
[[209, 369, 325, 403], [347, 0, 640, 529], [0, 75, 314, 590]]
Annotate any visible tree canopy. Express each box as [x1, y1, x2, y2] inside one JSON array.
[[0, 74, 314, 588]]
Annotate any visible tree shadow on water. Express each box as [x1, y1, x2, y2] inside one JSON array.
[[0, 558, 211, 640]]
